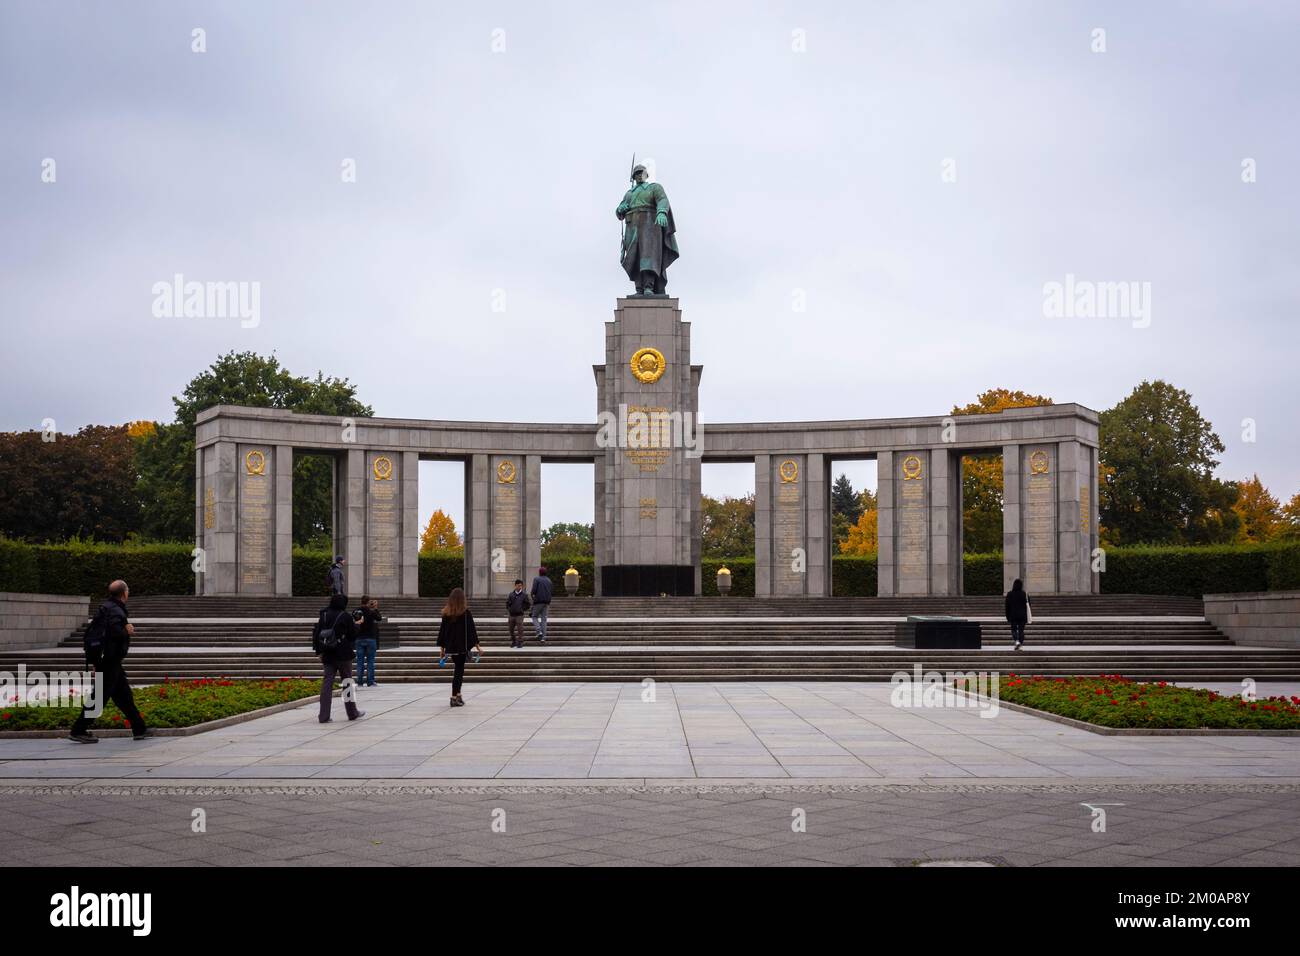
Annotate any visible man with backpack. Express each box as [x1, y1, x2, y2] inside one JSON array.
[[312, 593, 364, 723], [529, 566, 553, 643], [69, 580, 150, 743], [327, 555, 347, 598]]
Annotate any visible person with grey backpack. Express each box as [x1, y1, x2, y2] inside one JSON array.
[[312, 593, 365, 723]]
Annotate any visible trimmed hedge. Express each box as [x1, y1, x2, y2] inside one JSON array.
[[6, 537, 1300, 599]]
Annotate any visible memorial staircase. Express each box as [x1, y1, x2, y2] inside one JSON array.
[[3, 594, 1298, 682]]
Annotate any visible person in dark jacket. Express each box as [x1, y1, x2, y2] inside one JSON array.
[[353, 596, 382, 687], [327, 556, 347, 597], [529, 567, 553, 643], [313, 593, 364, 723], [437, 587, 481, 707], [69, 580, 150, 743], [1005, 578, 1030, 650], [506, 579, 530, 648]]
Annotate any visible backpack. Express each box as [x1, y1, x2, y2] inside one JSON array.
[[313, 609, 348, 654], [83, 605, 108, 653]]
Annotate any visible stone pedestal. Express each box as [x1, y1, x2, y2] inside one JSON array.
[[593, 297, 701, 595]]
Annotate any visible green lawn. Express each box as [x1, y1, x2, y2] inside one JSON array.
[[960, 674, 1300, 730], [0, 677, 318, 731]]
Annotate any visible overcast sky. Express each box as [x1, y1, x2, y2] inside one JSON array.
[[2, 1, 1297, 534]]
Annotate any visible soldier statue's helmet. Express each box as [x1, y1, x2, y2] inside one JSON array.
[[632, 164, 648, 177]]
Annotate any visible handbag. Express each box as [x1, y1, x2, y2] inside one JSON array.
[[1025, 599, 1033, 626]]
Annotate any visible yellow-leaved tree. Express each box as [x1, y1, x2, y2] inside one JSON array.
[[840, 508, 879, 555], [419, 509, 462, 553], [1232, 475, 1281, 543]]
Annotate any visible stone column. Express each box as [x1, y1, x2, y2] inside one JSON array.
[[806, 453, 830, 597], [1008, 443, 1059, 594], [769, 454, 808, 595], [194, 447, 205, 595], [363, 451, 402, 597], [337, 447, 367, 597], [929, 448, 961, 596], [274, 445, 293, 596], [891, 450, 933, 596], [401, 451, 419, 597], [875, 450, 895, 596], [463, 454, 490, 598], [754, 455, 772, 597], [1002, 444, 1021, 594], [486, 453, 527, 596], [1055, 440, 1097, 594], [524, 454, 542, 586]]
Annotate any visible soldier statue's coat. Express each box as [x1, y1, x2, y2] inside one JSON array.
[[616, 180, 678, 293]]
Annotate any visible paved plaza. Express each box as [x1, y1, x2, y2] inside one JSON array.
[[3, 682, 1298, 866]]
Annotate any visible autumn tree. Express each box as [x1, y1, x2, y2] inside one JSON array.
[[1280, 493, 1300, 539], [1232, 475, 1281, 543], [701, 494, 754, 558], [419, 509, 462, 552], [841, 508, 879, 555]]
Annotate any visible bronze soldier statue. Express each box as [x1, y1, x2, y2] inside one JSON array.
[[616, 163, 678, 295]]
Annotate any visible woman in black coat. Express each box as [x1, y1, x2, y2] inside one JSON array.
[[313, 593, 365, 722], [1005, 578, 1030, 650], [437, 587, 481, 707]]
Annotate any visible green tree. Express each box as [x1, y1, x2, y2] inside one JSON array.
[[701, 494, 754, 557], [831, 473, 863, 524], [133, 351, 373, 542], [540, 522, 594, 552], [1099, 380, 1238, 545]]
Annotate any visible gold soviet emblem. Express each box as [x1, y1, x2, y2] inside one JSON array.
[[779, 459, 799, 483], [630, 347, 666, 384], [1029, 450, 1050, 475], [901, 455, 923, 480], [496, 460, 517, 484], [372, 456, 394, 480], [244, 449, 266, 475]]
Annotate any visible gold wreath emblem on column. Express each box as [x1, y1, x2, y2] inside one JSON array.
[[901, 454, 924, 480], [778, 459, 799, 483], [244, 449, 266, 475], [630, 347, 666, 384], [496, 460, 517, 484], [372, 456, 394, 480], [1029, 450, 1050, 475]]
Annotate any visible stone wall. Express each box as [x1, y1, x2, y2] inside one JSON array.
[[1204, 591, 1300, 647], [0, 593, 90, 650]]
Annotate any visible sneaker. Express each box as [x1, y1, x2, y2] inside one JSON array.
[[349, 711, 367, 721], [68, 731, 99, 744], [1014, 642, 1023, 651], [132, 729, 156, 740]]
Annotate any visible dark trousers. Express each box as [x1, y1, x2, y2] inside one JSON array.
[[71, 658, 145, 735], [508, 614, 525, 646], [319, 657, 360, 722], [450, 654, 467, 695], [1010, 623, 1026, 645]]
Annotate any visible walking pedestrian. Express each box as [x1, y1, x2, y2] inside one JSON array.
[[529, 566, 553, 643], [1006, 578, 1031, 650], [327, 555, 346, 598], [69, 580, 151, 743], [353, 595, 382, 686], [506, 579, 530, 648], [313, 593, 365, 723], [437, 587, 481, 707]]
